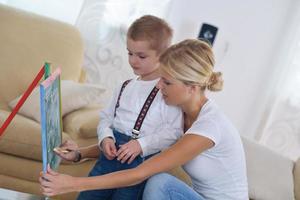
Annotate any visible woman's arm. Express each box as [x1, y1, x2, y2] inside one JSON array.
[[41, 134, 213, 196]]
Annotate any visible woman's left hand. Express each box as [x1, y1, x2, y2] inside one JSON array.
[[116, 140, 142, 164], [39, 165, 76, 196]]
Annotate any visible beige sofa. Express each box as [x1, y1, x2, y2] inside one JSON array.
[[0, 4, 99, 200], [0, 4, 299, 200]]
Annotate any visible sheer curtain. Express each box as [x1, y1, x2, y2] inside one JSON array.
[[258, 1, 300, 161], [75, 0, 171, 103]]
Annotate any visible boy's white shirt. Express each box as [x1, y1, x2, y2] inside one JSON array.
[[97, 77, 183, 157]]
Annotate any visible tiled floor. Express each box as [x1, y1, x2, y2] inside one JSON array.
[[0, 188, 45, 200]]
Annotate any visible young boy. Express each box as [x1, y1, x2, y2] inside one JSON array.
[[77, 15, 183, 200]]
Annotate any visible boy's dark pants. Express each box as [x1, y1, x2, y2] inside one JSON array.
[[77, 130, 148, 200]]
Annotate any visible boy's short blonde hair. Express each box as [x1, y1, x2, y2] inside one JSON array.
[[127, 15, 173, 55]]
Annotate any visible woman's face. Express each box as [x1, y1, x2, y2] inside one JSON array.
[[157, 70, 191, 106]]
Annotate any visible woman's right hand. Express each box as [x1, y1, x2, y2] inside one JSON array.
[[53, 140, 79, 162], [101, 137, 117, 160], [40, 165, 76, 196]]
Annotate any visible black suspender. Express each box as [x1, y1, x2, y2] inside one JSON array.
[[114, 79, 160, 139], [131, 86, 159, 139], [114, 79, 131, 117]]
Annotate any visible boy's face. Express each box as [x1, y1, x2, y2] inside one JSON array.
[[127, 38, 159, 79]]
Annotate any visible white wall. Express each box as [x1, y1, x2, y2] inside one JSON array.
[[166, 0, 293, 137], [2, 0, 83, 24]]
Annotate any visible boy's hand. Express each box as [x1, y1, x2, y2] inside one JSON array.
[[53, 140, 78, 162], [117, 140, 142, 164], [101, 137, 117, 160]]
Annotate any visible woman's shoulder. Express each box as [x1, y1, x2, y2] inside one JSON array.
[[197, 99, 221, 120], [197, 100, 236, 131], [187, 100, 238, 145]]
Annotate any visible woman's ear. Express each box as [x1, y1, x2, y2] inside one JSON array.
[[187, 85, 198, 94]]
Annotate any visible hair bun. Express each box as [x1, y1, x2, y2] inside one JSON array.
[[207, 72, 223, 91]]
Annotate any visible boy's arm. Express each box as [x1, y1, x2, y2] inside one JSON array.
[[97, 84, 122, 146], [137, 106, 183, 157], [97, 108, 115, 146], [79, 144, 100, 159]]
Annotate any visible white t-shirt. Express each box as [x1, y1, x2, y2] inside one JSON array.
[[97, 78, 183, 157], [183, 100, 248, 200]]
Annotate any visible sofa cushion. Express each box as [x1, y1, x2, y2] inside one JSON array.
[[168, 166, 192, 186], [0, 153, 97, 200], [0, 109, 71, 161], [63, 105, 102, 139], [242, 137, 295, 200], [9, 80, 105, 122]]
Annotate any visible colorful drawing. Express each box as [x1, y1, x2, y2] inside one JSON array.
[[40, 67, 62, 172]]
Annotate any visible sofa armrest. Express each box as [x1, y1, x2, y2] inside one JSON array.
[[242, 136, 295, 200]]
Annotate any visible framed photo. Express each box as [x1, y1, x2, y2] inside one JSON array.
[[40, 68, 62, 172]]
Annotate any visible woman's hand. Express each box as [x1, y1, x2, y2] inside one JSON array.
[[116, 140, 142, 164], [39, 165, 76, 196], [101, 137, 117, 160], [53, 140, 78, 162]]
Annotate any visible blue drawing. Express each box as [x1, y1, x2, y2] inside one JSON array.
[[40, 68, 62, 173]]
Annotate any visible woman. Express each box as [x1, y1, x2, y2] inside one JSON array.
[[40, 39, 249, 200]]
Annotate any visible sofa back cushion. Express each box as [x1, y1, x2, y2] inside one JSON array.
[[8, 80, 105, 122], [0, 4, 83, 110], [242, 137, 295, 200]]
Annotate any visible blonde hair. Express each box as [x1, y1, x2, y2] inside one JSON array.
[[159, 39, 223, 92], [127, 15, 173, 54]]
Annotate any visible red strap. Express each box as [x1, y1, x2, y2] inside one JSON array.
[[0, 66, 45, 137]]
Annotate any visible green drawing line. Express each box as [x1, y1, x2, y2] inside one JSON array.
[[44, 62, 51, 79]]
